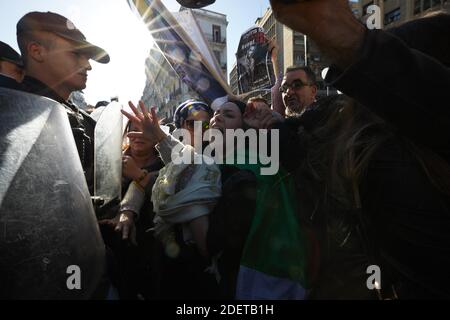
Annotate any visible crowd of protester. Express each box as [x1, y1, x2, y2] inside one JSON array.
[[1, 0, 450, 300]]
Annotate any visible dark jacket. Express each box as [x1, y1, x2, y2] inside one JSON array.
[[207, 165, 257, 299], [0, 74, 21, 90], [326, 29, 450, 162], [19, 76, 96, 194], [278, 29, 450, 299]]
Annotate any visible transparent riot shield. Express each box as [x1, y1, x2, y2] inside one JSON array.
[[0, 88, 105, 299], [94, 101, 122, 214], [89, 106, 105, 122]]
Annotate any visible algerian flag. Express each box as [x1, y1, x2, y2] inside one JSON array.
[[232, 160, 318, 299]]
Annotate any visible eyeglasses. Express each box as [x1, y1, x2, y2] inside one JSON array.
[[185, 119, 210, 131], [279, 79, 312, 93]]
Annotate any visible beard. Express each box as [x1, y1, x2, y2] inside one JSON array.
[[285, 100, 304, 116]]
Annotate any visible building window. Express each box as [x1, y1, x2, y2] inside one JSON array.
[[294, 38, 304, 46], [384, 7, 401, 25], [414, 0, 421, 14], [294, 53, 304, 64], [213, 50, 221, 63], [432, 0, 442, 7], [423, 0, 431, 10], [212, 25, 221, 43]]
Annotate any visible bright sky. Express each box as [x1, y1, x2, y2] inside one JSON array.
[[0, 0, 270, 106]]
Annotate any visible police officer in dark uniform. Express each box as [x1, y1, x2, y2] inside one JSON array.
[[8, 12, 117, 299], [0, 41, 24, 89], [15, 11, 110, 194]]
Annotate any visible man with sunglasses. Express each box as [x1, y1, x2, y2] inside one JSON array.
[[279, 65, 317, 116]]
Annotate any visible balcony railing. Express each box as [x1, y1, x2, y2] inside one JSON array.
[[204, 33, 226, 44]]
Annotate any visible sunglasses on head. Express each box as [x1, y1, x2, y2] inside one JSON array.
[[185, 119, 210, 131], [279, 79, 312, 93]]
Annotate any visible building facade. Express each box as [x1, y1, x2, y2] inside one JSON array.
[[141, 6, 228, 119], [359, 0, 449, 28], [183, 7, 228, 77], [231, 7, 332, 101], [229, 61, 239, 95]]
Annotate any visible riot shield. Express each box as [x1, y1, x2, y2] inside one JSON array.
[[94, 101, 123, 213], [0, 88, 105, 299], [89, 106, 105, 122]]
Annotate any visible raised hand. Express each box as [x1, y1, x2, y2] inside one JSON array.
[[98, 211, 137, 245], [269, 0, 364, 68], [269, 0, 348, 34], [267, 36, 280, 78], [122, 155, 142, 181], [267, 37, 279, 62], [244, 101, 284, 129], [121, 101, 167, 146]]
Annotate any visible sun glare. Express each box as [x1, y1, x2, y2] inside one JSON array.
[[79, 1, 155, 106]]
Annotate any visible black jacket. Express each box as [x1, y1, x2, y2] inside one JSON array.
[[0, 74, 21, 90], [279, 29, 450, 299], [326, 29, 450, 162], [19, 76, 96, 194], [207, 165, 257, 299]]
